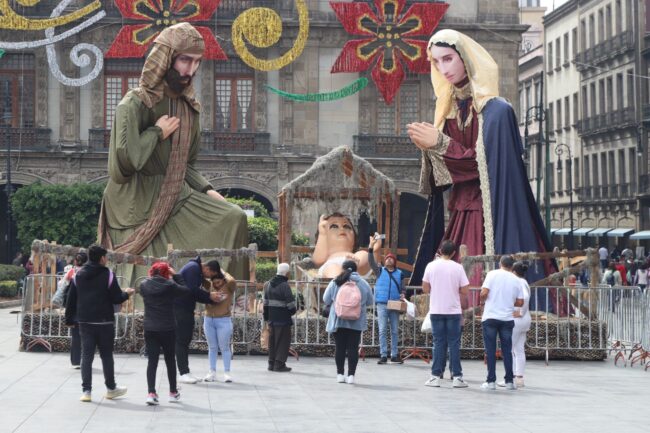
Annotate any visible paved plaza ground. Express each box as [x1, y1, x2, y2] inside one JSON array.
[[1, 306, 648, 433]]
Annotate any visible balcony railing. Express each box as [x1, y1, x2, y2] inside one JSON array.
[[0, 127, 51, 149], [575, 30, 635, 71], [88, 129, 271, 155], [353, 135, 419, 158], [577, 107, 636, 137], [201, 131, 271, 155]]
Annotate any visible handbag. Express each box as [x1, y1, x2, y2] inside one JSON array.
[[420, 314, 432, 334]]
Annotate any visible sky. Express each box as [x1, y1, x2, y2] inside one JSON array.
[[540, 0, 570, 13]]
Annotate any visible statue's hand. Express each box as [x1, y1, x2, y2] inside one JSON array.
[[318, 215, 328, 236], [206, 189, 225, 201], [155, 115, 180, 140], [407, 122, 439, 150]]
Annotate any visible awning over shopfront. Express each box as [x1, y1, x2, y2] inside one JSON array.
[[550, 228, 560, 234], [607, 228, 634, 237], [587, 228, 612, 237], [554, 228, 572, 235], [572, 228, 594, 236], [630, 231, 650, 240]]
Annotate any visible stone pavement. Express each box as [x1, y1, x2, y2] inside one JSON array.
[[1, 307, 648, 433]]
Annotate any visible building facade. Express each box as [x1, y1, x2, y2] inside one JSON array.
[[0, 0, 527, 263]]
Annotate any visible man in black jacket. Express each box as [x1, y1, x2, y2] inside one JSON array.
[[263, 263, 296, 372], [65, 244, 134, 402], [176, 257, 220, 383]]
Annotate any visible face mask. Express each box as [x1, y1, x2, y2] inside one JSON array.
[[165, 67, 192, 94]]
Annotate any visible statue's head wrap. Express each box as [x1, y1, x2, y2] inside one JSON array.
[[427, 29, 499, 128], [133, 23, 205, 111]]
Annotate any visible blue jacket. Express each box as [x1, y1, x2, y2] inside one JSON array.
[[175, 257, 213, 312], [323, 273, 374, 333], [374, 268, 403, 303]]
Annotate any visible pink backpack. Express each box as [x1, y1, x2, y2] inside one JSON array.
[[335, 281, 362, 320]]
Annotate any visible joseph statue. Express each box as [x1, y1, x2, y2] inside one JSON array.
[[98, 23, 249, 282]]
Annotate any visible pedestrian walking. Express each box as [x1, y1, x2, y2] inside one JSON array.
[[323, 260, 373, 385], [479, 255, 524, 390], [65, 245, 134, 402], [421, 240, 470, 388], [263, 263, 297, 372]]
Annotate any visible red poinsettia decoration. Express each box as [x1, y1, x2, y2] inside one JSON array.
[[330, 0, 448, 104], [105, 0, 226, 59]]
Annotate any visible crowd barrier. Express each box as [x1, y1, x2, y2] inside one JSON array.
[[19, 276, 649, 364]]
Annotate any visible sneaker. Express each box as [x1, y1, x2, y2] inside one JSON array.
[[146, 393, 159, 406], [390, 356, 404, 364], [188, 374, 202, 382], [481, 382, 496, 390], [345, 375, 355, 384], [224, 373, 233, 383], [80, 391, 91, 402], [71, 364, 81, 370], [505, 382, 517, 390], [515, 378, 525, 388], [179, 373, 198, 384], [424, 376, 440, 387], [105, 386, 127, 399], [274, 365, 292, 373], [452, 377, 468, 388], [336, 374, 345, 383], [168, 391, 181, 403], [497, 381, 506, 387], [203, 371, 217, 382], [377, 357, 388, 365]]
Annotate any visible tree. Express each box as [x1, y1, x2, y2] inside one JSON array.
[[10, 183, 104, 252]]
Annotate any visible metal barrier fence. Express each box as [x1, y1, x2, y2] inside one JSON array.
[[19, 275, 650, 363], [21, 274, 131, 351]]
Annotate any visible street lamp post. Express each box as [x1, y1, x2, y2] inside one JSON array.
[[555, 143, 574, 250], [3, 80, 12, 263]]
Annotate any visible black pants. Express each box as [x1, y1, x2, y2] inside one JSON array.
[[174, 307, 195, 375], [145, 330, 177, 394], [268, 325, 292, 365], [70, 324, 81, 366], [79, 323, 116, 392], [334, 328, 361, 376]]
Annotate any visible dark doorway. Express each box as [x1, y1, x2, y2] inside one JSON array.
[[398, 192, 427, 265], [1, 183, 21, 264]]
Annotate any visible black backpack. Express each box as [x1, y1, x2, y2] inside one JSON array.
[[606, 272, 615, 286]]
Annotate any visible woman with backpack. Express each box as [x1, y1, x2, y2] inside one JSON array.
[[602, 262, 622, 286], [52, 252, 88, 369], [323, 259, 373, 385]]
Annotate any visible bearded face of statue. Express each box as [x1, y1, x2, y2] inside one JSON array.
[[429, 45, 467, 85], [165, 53, 202, 94]]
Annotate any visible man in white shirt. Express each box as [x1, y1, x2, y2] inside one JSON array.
[[598, 246, 609, 270], [480, 255, 524, 390], [421, 240, 470, 388]]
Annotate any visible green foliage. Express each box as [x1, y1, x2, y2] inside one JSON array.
[[11, 183, 105, 252], [0, 280, 18, 297], [255, 259, 277, 283], [0, 264, 26, 282], [248, 217, 278, 251], [225, 197, 270, 218], [291, 232, 310, 246]]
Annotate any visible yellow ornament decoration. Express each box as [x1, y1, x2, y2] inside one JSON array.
[[0, 0, 101, 30], [232, 0, 309, 71]]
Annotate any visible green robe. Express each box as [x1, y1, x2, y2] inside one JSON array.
[[102, 91, 249, 286]]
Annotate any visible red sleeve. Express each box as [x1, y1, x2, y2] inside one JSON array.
[[440, 135, 479, 183]]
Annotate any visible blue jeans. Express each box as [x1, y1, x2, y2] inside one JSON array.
[[377, 303, 400, 358], [482, 319, 514, 384], [203, 316, 233, 372], [430, 314, 462, 378]]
